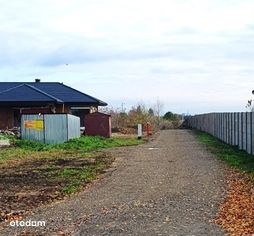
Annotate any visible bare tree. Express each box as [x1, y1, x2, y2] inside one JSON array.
[[153, 98, 164, 128], [246, 101, 254, 111], [245, 90, 254, 111]]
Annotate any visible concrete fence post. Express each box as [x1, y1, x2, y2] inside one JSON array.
[[232, 113, 234, 145], [223, 112, 226, 142], [218, 113, 221, 140], [227, 113, 229, 144], [247, 112, 252, 154], [223, 113, 225, 142], [225, 113, 227, 143], [239, 112, 243, 150], [224, 113, 227, 143], [226, 112, 228, 143], [215, 113, 220, 138], [232, 113, 235, 145], [220, 113, 222, 140], [213, 113, 215, 136], [234, 112, 238, 146], [230, 112, 232, 144], [215, 113, 217, 137], [229, 113, 232, 145], [251, 112, 254, 154], [242, 112, 247, 151]]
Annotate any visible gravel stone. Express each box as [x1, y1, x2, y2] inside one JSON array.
[[0, 130, 226, 236]]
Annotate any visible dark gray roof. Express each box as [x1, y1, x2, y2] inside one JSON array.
[[0, 82, 107, 106]]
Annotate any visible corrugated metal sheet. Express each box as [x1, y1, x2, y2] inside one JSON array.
[[21, 114, 45, 142], [21, 114, 80, 144], [67, 114, 80, 140], [44, 114, 68, 144]]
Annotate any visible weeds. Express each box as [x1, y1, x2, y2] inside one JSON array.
[[0, 135, 142, 195], [195, 131, 254, 175], [14, 136, 143, 152]]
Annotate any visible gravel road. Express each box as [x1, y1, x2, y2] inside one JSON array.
[[1, 130, 226, 236]]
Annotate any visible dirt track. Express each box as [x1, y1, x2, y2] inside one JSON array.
[[1, 130, 226, 235]]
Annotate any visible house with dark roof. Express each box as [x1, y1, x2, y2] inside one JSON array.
[[0, 79, 107, 129]]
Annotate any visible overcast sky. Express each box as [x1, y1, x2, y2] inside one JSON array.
[[0, 0, 254, 114]]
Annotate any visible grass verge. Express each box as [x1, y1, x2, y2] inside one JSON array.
[[194, 131, 254, 235], [195, 130, 254, 179], [14, 135, 143, 151], [0, 135, 143, 162]]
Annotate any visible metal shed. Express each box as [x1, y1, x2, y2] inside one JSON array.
[[84, 112, 111, 138], [21, 114, 80, 144]]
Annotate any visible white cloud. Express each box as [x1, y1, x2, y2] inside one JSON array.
[[0, 0, 254, 113]]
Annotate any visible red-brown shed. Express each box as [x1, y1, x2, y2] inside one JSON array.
[[84, 112, 111, 138]]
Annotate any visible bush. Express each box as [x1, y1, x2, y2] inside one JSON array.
[[159, 119, 181, 130]]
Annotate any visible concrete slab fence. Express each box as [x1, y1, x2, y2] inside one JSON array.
[[186, 112, 254, 155]]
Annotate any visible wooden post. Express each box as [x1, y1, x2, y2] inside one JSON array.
[[138, 124, 142, 139]]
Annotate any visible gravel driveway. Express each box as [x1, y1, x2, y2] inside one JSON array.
[[1, 130, 226, 236]]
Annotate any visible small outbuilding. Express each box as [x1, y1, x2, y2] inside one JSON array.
[[21, 114, 80, 144], [84, 112, 111, 138]]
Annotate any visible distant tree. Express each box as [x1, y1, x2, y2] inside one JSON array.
[[128, 103, 148, 125], [245, 90, 254, 111], [136, 105, 142, 114], [246, 99, 254, 111], [148, 108, 154, 116], [100, 102, 160, 132], [163, 111, 177, 121]]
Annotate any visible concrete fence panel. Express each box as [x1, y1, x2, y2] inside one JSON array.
[[186, 111, 254, 155]]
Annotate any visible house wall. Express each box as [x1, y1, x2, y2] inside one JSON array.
[[21, 107, 52, 114], [55, 104, 70, 113], [0, 104, 94, 129], [0, 108, 14, 129], [0, 105, 69, 130]]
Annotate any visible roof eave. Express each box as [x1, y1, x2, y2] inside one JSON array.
[[99, 101, 108, 106], [64, 101, 107, 106]]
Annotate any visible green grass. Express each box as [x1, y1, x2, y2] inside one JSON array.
[[61, 181, 81, 194], [57, 166, 100, 193], [195, 131, 254, 174], [14, 135, 143, 152], [0, 134, 12, 140], [58, 166, 96, 181], [0, 135, 143, 194], [0, 136, 143, 162]]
